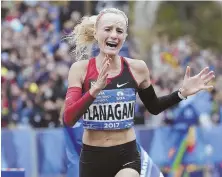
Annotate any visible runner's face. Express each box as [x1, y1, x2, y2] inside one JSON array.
[[95, 13, 127, 57]]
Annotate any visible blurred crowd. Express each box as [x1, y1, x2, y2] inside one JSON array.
[[1, 1, 76, 128], [1, 1, 222, 129]]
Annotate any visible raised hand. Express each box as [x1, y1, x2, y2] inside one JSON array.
[[180, 66, 215, 97], [95, 55, 111, 89], [89, 55, 111, 97]]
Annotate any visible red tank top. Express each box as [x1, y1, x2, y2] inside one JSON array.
[[82, 57, 139, 130]]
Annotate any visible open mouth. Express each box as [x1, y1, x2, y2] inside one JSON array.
[[106, 41, 118, 48]]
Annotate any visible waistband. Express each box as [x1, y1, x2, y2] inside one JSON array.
[[82, 140, 137, 152]]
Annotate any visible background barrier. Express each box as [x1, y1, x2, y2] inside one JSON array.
[[2, 125, 222, 177]]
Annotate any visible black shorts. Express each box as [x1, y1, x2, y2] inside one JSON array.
[[79, 140, 141, 177]]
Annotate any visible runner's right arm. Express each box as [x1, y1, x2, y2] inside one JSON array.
[[64, 58, 110, 127]]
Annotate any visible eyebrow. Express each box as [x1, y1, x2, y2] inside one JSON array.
[[104, 25, 124, 31]]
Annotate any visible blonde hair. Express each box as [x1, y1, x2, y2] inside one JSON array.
[[65, 8, 128, 61]]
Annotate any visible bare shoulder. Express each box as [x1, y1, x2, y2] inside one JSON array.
[[123, 57, 150, 88], [69, 60, 89, 72], [124, 57, 149, 74], [68, 60, 89, 87]]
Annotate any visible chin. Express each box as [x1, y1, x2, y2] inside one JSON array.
[[104, 49, 120, 56]]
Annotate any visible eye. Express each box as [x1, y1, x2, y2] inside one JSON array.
[[117, 30, 123, 34], [105, 28, 111, 32]]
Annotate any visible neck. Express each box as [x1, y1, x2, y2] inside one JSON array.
[[96, 52, 120, 70]]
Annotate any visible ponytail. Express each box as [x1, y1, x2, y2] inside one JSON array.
[[65, 15, 97, 61]]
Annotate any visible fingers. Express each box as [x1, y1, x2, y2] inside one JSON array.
[[184, 66, 191, 79], [98, 56, 107, 77], [203, 71, 215, 84], [202, 85, 214, 91], [198, 67, 209, 77], [98, 57, 111, 78], [98, 62, 109, 79], [200, 69, 215, 91], [101, 73, 109, 82], [101, 54, 108, 66]]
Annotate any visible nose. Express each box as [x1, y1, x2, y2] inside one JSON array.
[[110, 29, 117, 39]]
